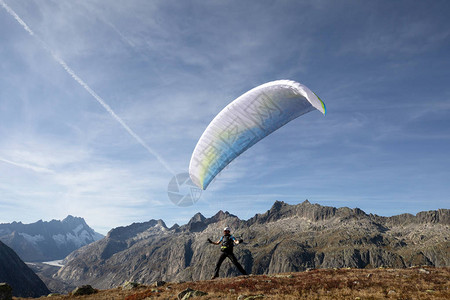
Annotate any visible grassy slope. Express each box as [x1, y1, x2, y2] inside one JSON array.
[[14, 267, 449, 299]]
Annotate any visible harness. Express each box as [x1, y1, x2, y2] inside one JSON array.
[[221, 234, 234, 252]]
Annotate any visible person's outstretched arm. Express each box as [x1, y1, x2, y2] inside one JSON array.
[[207, 237, 221, 245]]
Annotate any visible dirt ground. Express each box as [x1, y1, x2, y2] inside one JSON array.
[[14, 267, 450, 300]]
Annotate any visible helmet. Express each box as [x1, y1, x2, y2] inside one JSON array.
[[223, 227, 230, 232]]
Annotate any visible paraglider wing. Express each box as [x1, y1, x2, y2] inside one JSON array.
[[189, 80, 326, 190]]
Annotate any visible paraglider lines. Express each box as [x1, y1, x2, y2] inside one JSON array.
[[0, 0, 175, 175]]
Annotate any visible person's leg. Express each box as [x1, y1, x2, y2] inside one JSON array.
[[213, 252, 228, 278], [228, 253, 247, 275]]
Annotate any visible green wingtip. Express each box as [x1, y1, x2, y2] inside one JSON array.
[[313, 92, 326, 115]]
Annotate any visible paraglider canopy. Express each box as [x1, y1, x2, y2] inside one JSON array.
[[189, 80, 326, 190]]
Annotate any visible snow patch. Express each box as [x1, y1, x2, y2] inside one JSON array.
[[53, 234, 66, 247], [72, 224, 84, 235], [19, 233, 44, 245], [53, 230, 93, 248], [65, 230, 91, 248]]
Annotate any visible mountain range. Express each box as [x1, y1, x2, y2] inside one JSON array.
[[54, 200, 449, 291], [0, 215, 103, 262]]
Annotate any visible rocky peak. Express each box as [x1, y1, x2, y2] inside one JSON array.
[[169, 223, 180, 231], [353, 207, 366, 216], [265, 200, 292, 220], [156, 219, 168, 228], [107, 219, 168, 240], [381, 209, 450, 226], [189, 213, 206, 223], [63, 215, 76, 221], [0, 216, 103, 261], [246, 201, 289, 225], [186, 213, 207, 232], [335, 206, 368, 220], [62, 215, 86, 225], [416, 209, 450, 224], [295, 201, 337, 221], [209, 210, 235, 223], [178, 210, 242, 233], [247, 200, 370, 225], [271, 200, 286, 210]]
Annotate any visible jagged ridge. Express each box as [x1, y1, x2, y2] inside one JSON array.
[[54, 201, 449, 291], [0, 216, 104, 262]]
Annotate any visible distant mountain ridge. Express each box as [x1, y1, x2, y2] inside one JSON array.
[[54, 200, 449, 291], [0, 215, 103, 262], [0, 240, 50, 297]]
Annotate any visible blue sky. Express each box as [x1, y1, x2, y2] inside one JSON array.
[[0, 0, 449, 234]]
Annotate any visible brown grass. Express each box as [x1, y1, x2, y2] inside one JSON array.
[[14, 267, 450, 299]]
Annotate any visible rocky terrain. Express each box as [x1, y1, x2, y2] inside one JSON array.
[[54, 200, 449, 291], [26, 261, 74, 294], [0, 240, 50, 297], [0, 215, 103, 262], [14, 267, 450, 300]]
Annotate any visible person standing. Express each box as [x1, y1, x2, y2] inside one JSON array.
[[208, 227, 247, 279]]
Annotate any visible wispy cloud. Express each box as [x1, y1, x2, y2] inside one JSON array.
[[0, 156, 54, 173], [0, 0, 175, 175]]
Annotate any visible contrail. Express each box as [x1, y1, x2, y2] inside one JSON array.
[[0, 157, 54, 174], [0, 0, 175, 175]]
